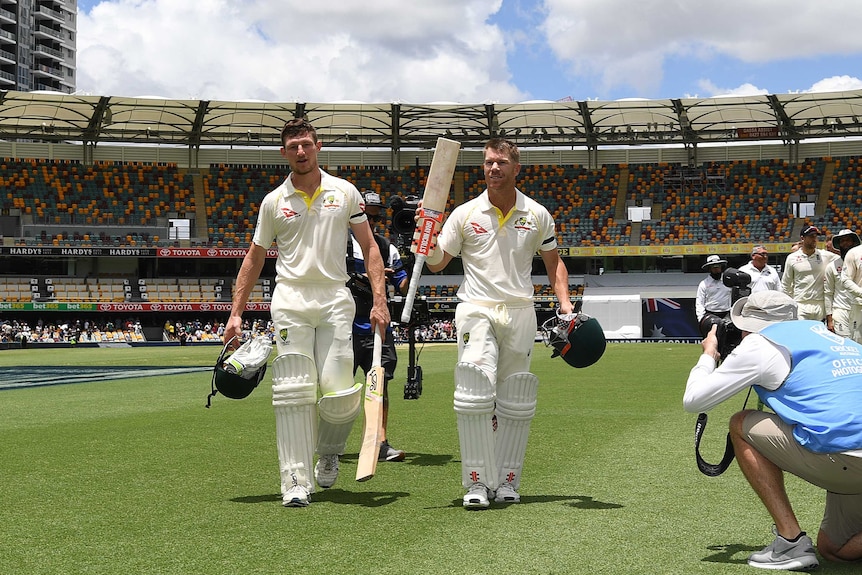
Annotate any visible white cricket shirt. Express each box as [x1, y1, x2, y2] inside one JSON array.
[[252, 169, 367, 285], [781, 248, 837, 303], [437, 189, 557, 307]]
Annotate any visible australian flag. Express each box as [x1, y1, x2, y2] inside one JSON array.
[[642, 297, 699, 338]]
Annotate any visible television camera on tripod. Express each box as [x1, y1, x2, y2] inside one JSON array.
[[389, 194, 431, 399]]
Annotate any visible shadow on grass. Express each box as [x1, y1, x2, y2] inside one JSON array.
[[337, 452, 455, 467], [702, 543, 858, 572], [231, 488, 410, 508], [314, 488, 410, 507], [701, 543, 766, 565], [435, 494, 624, 510]]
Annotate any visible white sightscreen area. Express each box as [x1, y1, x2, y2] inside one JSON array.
[[582, 295, 642, 339]]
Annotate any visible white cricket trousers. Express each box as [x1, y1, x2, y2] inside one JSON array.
[[270, 282, 356, 396], [455, 301, 536, 383]]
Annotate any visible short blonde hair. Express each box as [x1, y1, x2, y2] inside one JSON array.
[[484, 138, 520, 163]]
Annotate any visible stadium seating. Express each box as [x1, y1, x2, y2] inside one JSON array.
[[1, 159, 195, 246], [1, 156, 861, 249], [633, 158, 831, 244]]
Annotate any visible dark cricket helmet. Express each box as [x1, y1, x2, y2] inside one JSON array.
[[541, 312, 607, 368], [205, 338, 267, 407]]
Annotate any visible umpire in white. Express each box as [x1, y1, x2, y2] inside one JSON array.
[[224, 119, 389, 507], [696, 255, 732, 336]]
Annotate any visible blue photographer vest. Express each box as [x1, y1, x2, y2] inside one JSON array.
[[758, 320, 862, 453]]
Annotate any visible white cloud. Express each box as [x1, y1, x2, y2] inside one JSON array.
[[77, 0, 526, 103], [807, 75, 862, 93], [692, 81, 768, 98], [74, 0, 862, 103], [540, 0, 862, 97]]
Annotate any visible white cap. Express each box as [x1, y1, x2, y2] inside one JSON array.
[[730, 291, 798, 333], [702, 254, 728, 269]]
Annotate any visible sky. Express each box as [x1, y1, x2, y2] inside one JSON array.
[[74, 0, 862, 103]]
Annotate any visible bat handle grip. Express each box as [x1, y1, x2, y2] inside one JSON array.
[[400, 254, 427, 323], [372, 328, 383, 367]]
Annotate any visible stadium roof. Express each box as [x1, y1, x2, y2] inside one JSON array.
[[1, 89, 862, 151]]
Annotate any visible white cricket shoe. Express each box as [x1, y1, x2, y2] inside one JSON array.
[[315, 454, 339, 488], [494, 482, 520, 503], [462, 482, 490, 509], [283, 484, 310, 507]]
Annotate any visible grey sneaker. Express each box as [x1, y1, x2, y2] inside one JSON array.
[[378, 440, 406, 462], [494, 482, 520, 503], [747, 528, 818, 571], [314, 454, 339, 489], [462, 482, 490, 509]]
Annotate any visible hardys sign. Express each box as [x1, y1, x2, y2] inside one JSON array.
[[0, 301, 271, 312], [2, 246, 157, 257], [1, 246, 280, 258]]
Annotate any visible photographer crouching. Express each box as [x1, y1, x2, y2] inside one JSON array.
[[684, 291, 862, 570]]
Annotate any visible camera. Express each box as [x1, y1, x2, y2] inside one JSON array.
[[699, 267, 752, 361], [389, 195, 420, 249], [390, 295, 430, 326], [722, 267, 752, 297], [699, 314, 740, 361]]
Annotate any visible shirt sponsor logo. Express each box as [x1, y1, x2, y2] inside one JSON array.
[[469, 222, 488, 234], [281, 208, 300, 219]]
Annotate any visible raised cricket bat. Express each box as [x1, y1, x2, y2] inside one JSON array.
[[355, 329, 385, 482], [400, 137, 460, 323]]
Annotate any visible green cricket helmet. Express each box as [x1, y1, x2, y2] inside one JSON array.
[[206, 337, 267, 407], [541, 312, 606, 368]]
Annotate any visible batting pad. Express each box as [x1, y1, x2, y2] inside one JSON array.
[[272, 353, 318, 493], [454, 362, 497, 490], [317, 382, 362, 455], [495, 372, 538, 490]]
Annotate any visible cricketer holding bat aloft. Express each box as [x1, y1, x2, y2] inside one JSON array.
[[224, 119, 390, 508], [425, 138, 574, 509], [683, 291, 862, 570]]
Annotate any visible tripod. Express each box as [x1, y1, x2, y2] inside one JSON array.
[[403, 313, 423, 399], [389, 246, 427, 400]]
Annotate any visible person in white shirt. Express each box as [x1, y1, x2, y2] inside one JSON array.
[[781, 225, 838, 320], [695, 254, 732, 336], [684, 291, 862, 569], [824, 229, 861, 338], [738, 245, 781, 293], [838, 235, 862, 344], [224, 119, 390, 507], [425, 138, 573, 509]]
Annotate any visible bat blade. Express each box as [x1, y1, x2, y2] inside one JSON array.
[[401, 137, 460, 323], [355, 330, 385, 482]]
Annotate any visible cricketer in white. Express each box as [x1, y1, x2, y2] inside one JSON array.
[[224, 119, 389, 507], [426, 138, 573, 509]]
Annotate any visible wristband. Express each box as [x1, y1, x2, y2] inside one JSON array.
[[425, 248, 444, 266]]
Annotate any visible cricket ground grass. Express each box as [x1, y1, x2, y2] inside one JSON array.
[[0, 343, 856, 574]]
